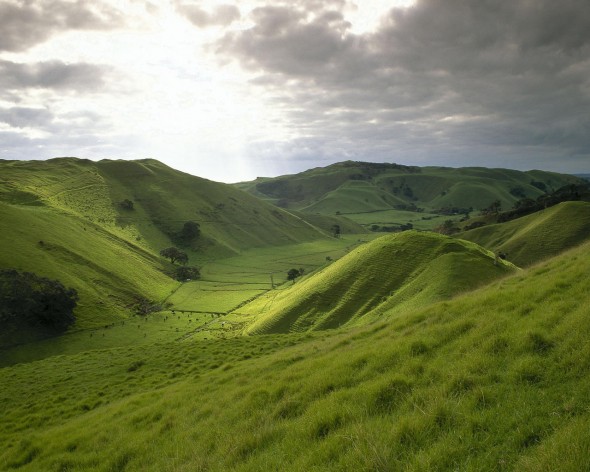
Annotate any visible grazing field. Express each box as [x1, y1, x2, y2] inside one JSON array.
[[0, 157, 352, 341], [1, 240, 589, 471], [238, 161, 583, 221], [240, 232, 516, 334], [1, 236, 366, 365], [457, 201, 590, 267], [338, 208, 451, 230]]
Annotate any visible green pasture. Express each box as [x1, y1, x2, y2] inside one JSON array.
[[239, 161, 583, 217], [458, 201, 590, 267], [240, 232, 516, 334], [340, 208, 451, 230], [1, 235, 366, 364], [2, 240, 590, 471], [167, 236, 367, 313], [1, 311, 233, 367]]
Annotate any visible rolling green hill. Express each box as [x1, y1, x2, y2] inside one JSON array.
[[236, 161, 584, 230], [240, 231, 516, 334], [0, 158, 335, 340], [456, 201, 590, 267], [1, 237, 589, 471]]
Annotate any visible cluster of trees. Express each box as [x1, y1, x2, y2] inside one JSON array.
[[499, 183, 590, 223], [434, 206, 472, 217], [159, 247, 200, 281], [0, 269, 78, 332], [287, 268, 305, 283], [370, 223, 413, 232]]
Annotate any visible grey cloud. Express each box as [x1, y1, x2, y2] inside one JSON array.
[[0, 0, 124, 52], [0, 106, 53, 128], [175, 2, 239, 27], [217, 5, 356, 76], [219, 0, 590, 171], [0, 60, 110, 93]]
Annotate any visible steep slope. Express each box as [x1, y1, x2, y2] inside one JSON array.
[[457, 201, 590, 267], [0, 158, 331, 338], [242, 231, 516, 334], [1, 240, 589, 471]]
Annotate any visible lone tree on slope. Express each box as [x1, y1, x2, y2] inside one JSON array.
[[287, 268, 302, 283], [177, 221, 200, 245], [160, 247, 188, 265]]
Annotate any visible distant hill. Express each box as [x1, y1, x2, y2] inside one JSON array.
[[457, 201, 590, 267], [0, 158, 333, 338], [237, 161, 583, 213], [241, 231, 516, 334]]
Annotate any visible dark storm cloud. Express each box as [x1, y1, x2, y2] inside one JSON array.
[[0, 60, 110, 94], [218, 0, 590, 171], [0, 0, 124, 52], [175, 2, 240, 28]]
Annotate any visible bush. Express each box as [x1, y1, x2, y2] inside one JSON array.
[[176, 266, 201, 281], [0, 269, 77, 332]]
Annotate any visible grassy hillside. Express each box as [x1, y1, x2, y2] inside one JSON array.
[[0, 158, 334, 340], [239, 232, 516, 334], [236, 161, 584, 231], [1, 239, 589, 471], [457, 201, 590, 267]]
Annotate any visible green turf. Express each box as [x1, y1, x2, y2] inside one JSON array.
[[457, 201, 590, 267], [1, 240, 589, 471], [240, 231, 516, 334], [237, 161, 584, 230], [0, 158, 346, 343]]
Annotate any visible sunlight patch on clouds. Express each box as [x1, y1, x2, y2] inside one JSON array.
[[347, 0, 416, 34]]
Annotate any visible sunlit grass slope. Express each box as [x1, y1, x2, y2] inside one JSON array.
[[0, 201, 175, 338], [1, 241, 589, 471], [457, 201, 590, 267], [0, 158, 332, 340], [241, 231, 516, 334], [95, 159, 328, 259]]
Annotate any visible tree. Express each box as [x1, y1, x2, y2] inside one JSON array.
[[0, 269, 78, 332], [178, 221, 200, 244], [481, 200, 502, 216], [331, 224, 341, 238], [175, 266, 200, 281], [287, 268, 301, 283], [159, 247, 188, 264]]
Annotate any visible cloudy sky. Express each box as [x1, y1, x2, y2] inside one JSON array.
[[1, 0, 589, 182]]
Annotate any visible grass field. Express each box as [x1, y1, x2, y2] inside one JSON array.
[[338, 208, 451, 230], [0, 158, 351, 341], [457, 201, 590, 267], [1, 235, 366, 365], [1, 240, 589, 471], [238, 162, 584, 230], [3, 158, 590, 470], [240, 232, 516, 334]]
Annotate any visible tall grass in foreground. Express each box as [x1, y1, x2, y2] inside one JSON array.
[[1, 242, 590, 471]]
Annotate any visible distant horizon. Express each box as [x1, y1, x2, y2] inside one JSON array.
[[4, 155, 589, 185]]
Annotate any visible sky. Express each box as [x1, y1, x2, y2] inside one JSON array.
[[1, 0, 589, 182]]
